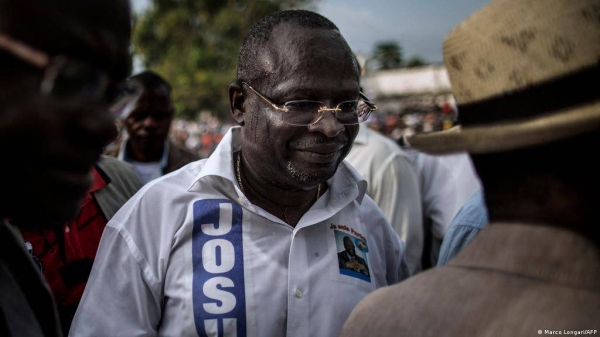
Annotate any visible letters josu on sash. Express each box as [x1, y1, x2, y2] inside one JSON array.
[[192, 199, 246, 337]]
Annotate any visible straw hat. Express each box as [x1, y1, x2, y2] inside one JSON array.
[[408, 0, 600, 154]]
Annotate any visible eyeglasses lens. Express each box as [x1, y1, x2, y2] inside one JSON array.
[[43, 58, 108, 101], [283, 100, 372, 126], [41, 57, 142, 119]]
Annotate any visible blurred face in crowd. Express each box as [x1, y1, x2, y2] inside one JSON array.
[[234, 23, 360, 191], [123, 85, 174, 162], [0, 0, 131, 226]]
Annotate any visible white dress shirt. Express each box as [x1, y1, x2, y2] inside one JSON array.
[[71, 127, 408, 337]]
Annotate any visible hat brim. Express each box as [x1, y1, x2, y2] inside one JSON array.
[[408, 99, 600, 154]]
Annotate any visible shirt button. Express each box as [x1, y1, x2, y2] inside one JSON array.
[[295, 288, 303, 298]]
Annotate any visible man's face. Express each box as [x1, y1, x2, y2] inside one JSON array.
[[124, 86, 174, 158], [344, 237, 356, 256], [0, 0, 130, 226], [240, 24, 360, 190]]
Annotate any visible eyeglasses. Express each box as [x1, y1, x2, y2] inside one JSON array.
[[0, 33, 140, 118], [241, 82, 377, 126]]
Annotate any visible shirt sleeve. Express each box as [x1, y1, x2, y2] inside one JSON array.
[[369, 154, 423, 275], [388, 231, 411, 284], [437, 190, 489, 266], [380, 213, 411, 284], [69, 224, 162, 337]]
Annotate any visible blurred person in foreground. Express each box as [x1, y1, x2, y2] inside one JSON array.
[[106, 71, 200, 185], [342, 0, 600, 335], [0, 0, 132, 335], [71, 10, 408, 337]]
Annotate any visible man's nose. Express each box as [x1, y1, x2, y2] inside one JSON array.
[[307, 109, 344, 137], [141, 116, 159, 128]]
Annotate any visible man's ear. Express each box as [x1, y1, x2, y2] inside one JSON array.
[[229, 82, 245, 126]]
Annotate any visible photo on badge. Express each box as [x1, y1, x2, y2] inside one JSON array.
[[334, 230, 371, 282]]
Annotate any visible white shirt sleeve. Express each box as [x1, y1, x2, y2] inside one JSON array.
[[369, 154, 423, 275], [386, 223, 411, 283], [69, 224, 162, 337]]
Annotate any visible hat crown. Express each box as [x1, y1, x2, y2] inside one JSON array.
[[443, 0, 600, 105]]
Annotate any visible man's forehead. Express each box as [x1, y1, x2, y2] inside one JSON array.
[[267, 23, 349, 60], [253, 22, 357, 87], [269, 22, 345, 44]]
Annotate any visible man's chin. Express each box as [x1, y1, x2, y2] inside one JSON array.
[[132, 137, 162, 150], [289, 168, 334, 186], [286, 160, 340, 185]]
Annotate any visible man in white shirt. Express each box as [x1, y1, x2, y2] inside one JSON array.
[[404, 149, 481, 268], [71, 10, 408, 337], [346, 124, 423, 274]]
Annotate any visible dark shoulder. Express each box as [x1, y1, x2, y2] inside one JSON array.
[[166, 142, 201, 173], [341, 267, 456, 337], [171, 143, 201, 161]]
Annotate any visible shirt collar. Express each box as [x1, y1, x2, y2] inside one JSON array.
[[187, 126, 239, 193], [90, 165, 109, 193], [187, 126, 367, 204], [77, 165, 110, 208], [450, 223, 600, 291]]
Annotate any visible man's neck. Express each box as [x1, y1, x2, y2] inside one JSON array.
[[485, 175, 597, 242], [236, 151, 324, 227]]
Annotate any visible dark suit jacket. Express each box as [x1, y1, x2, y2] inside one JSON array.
[[0, 221, 62, 337], [338, 251, 370, 276]]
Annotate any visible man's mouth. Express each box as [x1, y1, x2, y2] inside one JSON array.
[[292, 139, 347, 162]]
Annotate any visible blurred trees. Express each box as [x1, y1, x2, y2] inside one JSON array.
[[369, 41, 429, 71], [133, 0, 317, 119], [405, 56, 427, 68], [371, 41, 403, 70]]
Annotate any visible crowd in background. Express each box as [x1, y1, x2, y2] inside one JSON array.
[[169, 114, 231, 158], [168, 95, 458, 158]]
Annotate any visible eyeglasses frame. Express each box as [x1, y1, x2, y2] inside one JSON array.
[[241, 81, 377, 126], [0, 33, 141, 119], [0, 33, 112, 96]]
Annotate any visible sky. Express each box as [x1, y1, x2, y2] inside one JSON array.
[[131, 0, 490, 64]]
